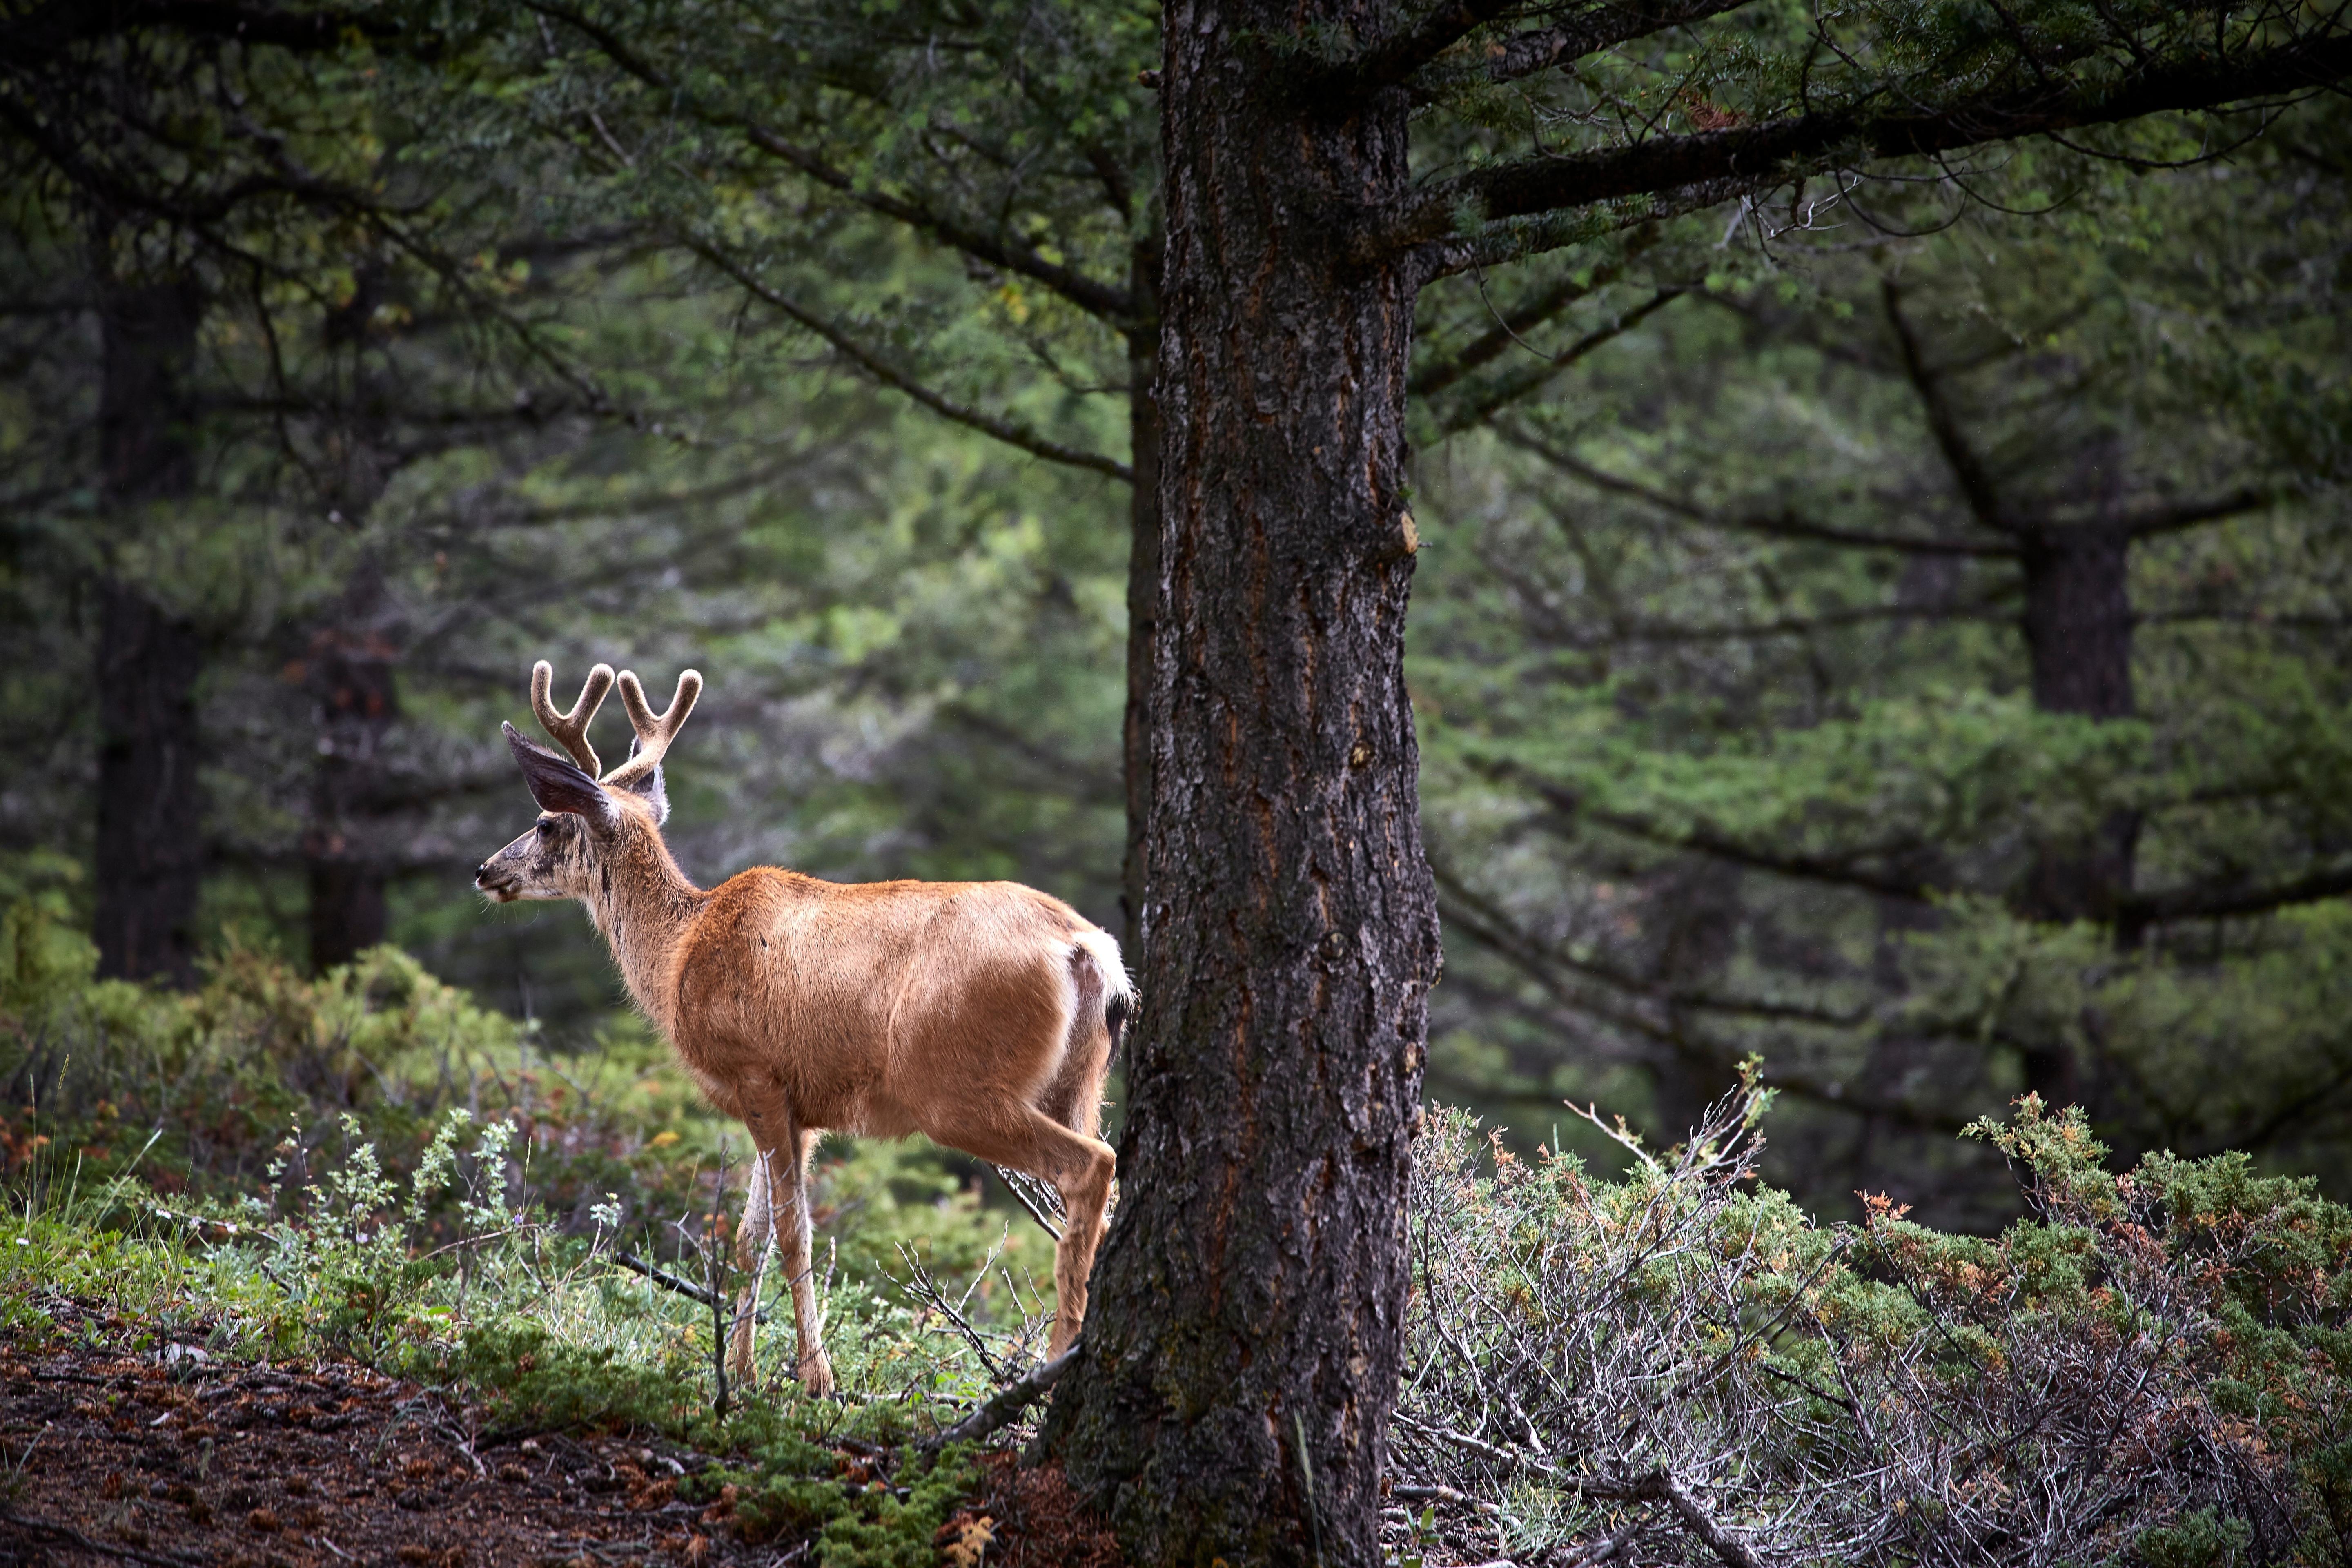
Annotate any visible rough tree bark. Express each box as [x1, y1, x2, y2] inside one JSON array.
[[92, 267, 205, 988], [1045, 7, 1442, 1564], [1120, 239, 1163, 956]]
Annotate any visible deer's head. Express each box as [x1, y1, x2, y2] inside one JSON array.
[[474, 660, 700, 903]]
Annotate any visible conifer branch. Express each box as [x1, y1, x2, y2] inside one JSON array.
[[692, 244, 1133, 483], [1378, 27, 2352, 271], [523, 0, 1137, 327]]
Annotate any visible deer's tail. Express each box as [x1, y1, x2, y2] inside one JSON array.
[[1070, 928, 1136, 1055]]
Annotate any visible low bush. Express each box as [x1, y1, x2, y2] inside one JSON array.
[[1395, 1063, 2352, 1567], [23, 898, 2352, 1567], [0, 895, 1051, 1306]]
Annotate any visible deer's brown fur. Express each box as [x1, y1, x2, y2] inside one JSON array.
[[475, 663, 1126, 1395]]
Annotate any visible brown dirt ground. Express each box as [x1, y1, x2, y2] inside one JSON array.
[[0, 1299, 1120, 1568]]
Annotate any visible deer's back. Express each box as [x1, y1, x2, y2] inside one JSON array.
[[668, 867, 1095, 1136]]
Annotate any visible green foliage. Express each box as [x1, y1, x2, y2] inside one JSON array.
[[1399, 1078, 2352, 1565], [0, 898, 1052, 1323], [1412, 95, 2352, 1222], [0, 918, 1049, 1563], [2140, 1510, 2254, 1568]]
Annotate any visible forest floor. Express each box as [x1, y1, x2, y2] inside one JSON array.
[[0, 1296, 1117, 1568]]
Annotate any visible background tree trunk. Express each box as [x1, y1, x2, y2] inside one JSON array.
[[305, 560, 403, 973], [2017, 521, 2138, 1105], [92, 267, 204, 988], [1048, 8, 1441, 1564]]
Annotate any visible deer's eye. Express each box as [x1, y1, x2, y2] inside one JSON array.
[[536, 819, 556, 836]]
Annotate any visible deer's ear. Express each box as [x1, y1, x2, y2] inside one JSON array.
[[504, 723, 617, 829], [612, 736, 669, 825]]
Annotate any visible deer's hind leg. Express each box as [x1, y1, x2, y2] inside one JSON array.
[[931, 1107, 1114, 1359]]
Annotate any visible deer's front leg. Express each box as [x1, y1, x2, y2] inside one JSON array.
[[728, 1149, 774, 1387], [766, 1125, 833, 1396]]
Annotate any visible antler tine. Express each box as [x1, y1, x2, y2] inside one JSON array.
[[530, 659, 615, 777], [604, 667, 703, 786]]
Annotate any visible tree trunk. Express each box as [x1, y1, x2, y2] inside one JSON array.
[[2016, 522, 2138, 1104], [92, 268, 205, 988], [2021, 524, 2134, 725], [1047, 9, 1441, 1564], [1120, 238, 1163, 956], [94, 584, 204, 986], [305, 562, 402, 973]]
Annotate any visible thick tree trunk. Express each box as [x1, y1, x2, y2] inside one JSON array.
[[2016, 522, 2138, 1104], [1047, 9, 1441, 1565], [92, 269, 205, 988], [1120, 241, 1163, 956]]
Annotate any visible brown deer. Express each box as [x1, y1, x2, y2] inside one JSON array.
[[474, 660, 1127, 1395]]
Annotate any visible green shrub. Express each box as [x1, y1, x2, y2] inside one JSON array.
[[1397, 1066, 2352, 1567], [0, 897, 1049, 1309]]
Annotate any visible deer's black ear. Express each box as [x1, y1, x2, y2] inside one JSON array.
[[504, 723, 617, 828], [614, 737, 669, 825]]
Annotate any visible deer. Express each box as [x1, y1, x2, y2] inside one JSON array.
[[473, 659, 1128, 1396]]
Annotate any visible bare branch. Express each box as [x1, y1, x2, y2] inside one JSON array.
[[2118, 488, 2272, 538], [1483, 757, 1936, 900], [1411, 241, 1649, 401], [0, 0, 421, 70], [918, 1345, 1079, 1452]]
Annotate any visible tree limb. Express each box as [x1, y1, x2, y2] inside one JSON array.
[[1444, 1, 1764, 93], [0, 0, 420, 70], [1378, 28, 2352, 268], [1498, 423, 2020, 557], [2121, 862, 2352, 927], [690, 243, 1133, 483], [919, 1346, 1079, 1451], [1882, 280, 2013, 534], [1485, 759, 1937, 901], [1410, 240, 1649, 400], [0, 1508, 207, 1568], [1432, 856, 1870, 1031], [613, 1250, 770, 1323], [1435, 287, 1685, 433], [1646, 1470, 1764, 1568], [1302, 0, 1518, 100], [2117, 488, 2272, 538], [523, 0, 1136, 327]]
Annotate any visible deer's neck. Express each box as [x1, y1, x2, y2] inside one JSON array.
[[582, 831, 706, 1033]]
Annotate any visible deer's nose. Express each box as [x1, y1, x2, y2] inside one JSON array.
[[474, 862, 490, 879]]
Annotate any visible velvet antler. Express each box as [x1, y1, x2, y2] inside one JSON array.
[[530, 660, 615, 777], [604, 668, 702, 788]]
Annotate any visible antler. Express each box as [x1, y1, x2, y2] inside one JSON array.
[[530, 660, 615, 777], [604, 667, 702, 787]]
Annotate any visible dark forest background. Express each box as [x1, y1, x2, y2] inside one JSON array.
[[4, 2, 2348, 1235]]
